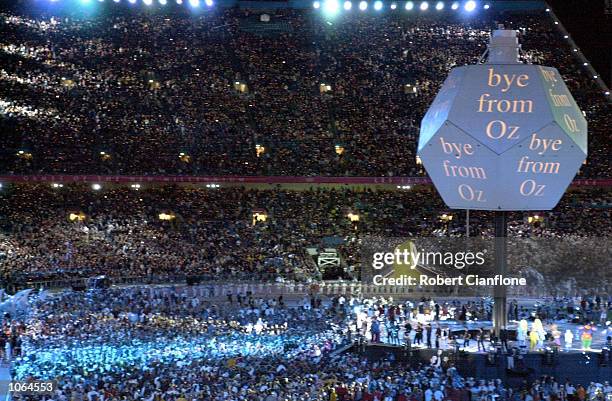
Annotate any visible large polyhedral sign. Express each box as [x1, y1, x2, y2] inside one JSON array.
[[418, 59, 587, 210]]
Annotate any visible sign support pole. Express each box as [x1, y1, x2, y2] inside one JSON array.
[[493, 210, 508, 338]]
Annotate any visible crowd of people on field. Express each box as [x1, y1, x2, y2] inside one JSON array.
[[3, 288, 611, 401], [0, 8, 609, 177]]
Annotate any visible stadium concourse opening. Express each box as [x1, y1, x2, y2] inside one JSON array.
[[0, 0, 610, 399]]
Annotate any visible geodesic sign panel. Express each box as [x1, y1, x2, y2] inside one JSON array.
[[418, 65, 587, 211]]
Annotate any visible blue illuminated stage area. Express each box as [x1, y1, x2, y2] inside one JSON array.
[[352, 318, 612, 354], [354, 344, 612, 385], [346, 296, 612, 353]]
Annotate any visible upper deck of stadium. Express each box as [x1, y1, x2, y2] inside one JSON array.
[[0, 0, 609, 183]]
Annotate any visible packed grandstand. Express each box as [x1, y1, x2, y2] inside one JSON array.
[[0, 0, 610, 400], [0, 6, 610, 177]]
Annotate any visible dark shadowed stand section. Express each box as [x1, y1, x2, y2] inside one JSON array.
[[493, 211, 508, 337]]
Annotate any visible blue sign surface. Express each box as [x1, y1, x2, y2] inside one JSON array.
[[418, 65, 587, 211]]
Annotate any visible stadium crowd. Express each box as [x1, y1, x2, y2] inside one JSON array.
[[6, 288, 612, 401], [0, 184, 609, 291], [0, 8, 610, 177], [0, 2, 610, 398]]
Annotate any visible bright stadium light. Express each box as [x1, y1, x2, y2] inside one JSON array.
[[143, 0, 152, 5], [313, 1, 321, 8], [464, 0, 476, 11], [374, 1, 382, 10], [128, 0, 136, 4], [159, 0, 167, 4], [92, 184, 102, 191], [344, 1, 352, 9], [435, 1, 443, 10], [359, 1, 367, 10], [390, 2, 397, 8], [451, 2, 459, 9], [420, 1, 428, 10], [323, 0, 340, 15], [176, 0, 183, 3], [189, 0, 199, 6], [483, 3, 490, 9], [205, 0, 213, 5], [405, 1, 414, 9]]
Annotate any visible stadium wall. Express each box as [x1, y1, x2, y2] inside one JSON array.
[[0, 175, 610, 186]]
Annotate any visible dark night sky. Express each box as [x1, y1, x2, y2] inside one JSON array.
[[546, 0, 611, 87]]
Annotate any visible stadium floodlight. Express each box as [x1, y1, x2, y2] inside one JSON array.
[[128, 0, 136, 4], [374, 1, 382, 10], [323, 0, 340, 15], [189, 0, 199, 6], [405, 1, 414, 9], [176, 0, 183, 3], [464, 0, 476, 11], [483, 3, 489, 9], [343, 1, 352, 10], [92, 184, 102, 191], [359, 1, 367, 10], [451, 2, 459, 9], [435, 1, 443, 10], [420, 1, 428, 10], [390, 2, 397, 8], [313, 1, 321, 8], [205, 0, 213, 5], [159, 0, 167, 4], [143, 0, 152, 5]]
